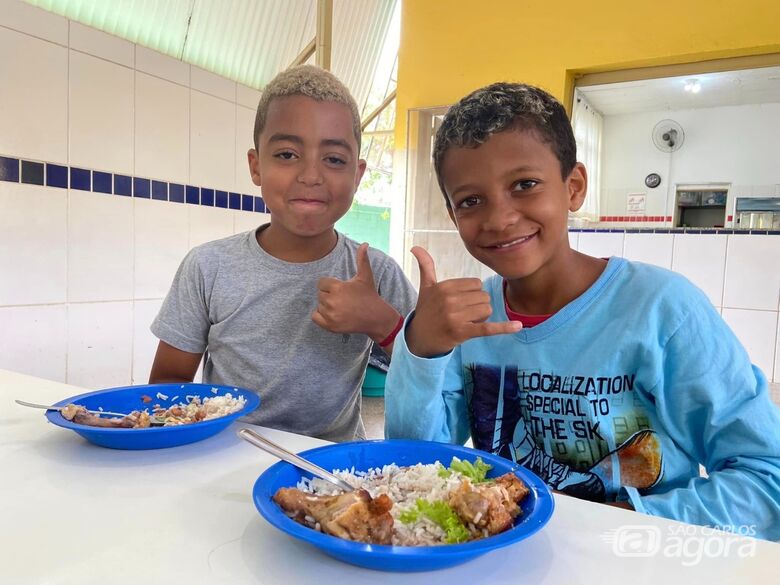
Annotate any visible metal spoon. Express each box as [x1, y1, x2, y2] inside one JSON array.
[[15, 399, 128, 418], [237, 428, 354, 492]]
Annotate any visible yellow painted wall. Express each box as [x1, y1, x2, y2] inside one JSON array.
[[397, 0, 780, 126]]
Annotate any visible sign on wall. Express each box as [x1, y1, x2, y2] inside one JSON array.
[[627, 193, 647, 215]]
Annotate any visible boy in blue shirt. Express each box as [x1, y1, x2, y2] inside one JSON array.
[[385, 82, 780, 540]]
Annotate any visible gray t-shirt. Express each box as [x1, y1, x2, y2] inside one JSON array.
[[151, 227, 417, 441]]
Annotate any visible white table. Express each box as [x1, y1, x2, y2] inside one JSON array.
[[1, 369, 777, 584]]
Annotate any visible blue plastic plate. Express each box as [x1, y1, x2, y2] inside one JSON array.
[[45, 383, 260, 450], [253, 439, 554, 572]]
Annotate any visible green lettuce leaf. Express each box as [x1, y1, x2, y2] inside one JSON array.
[[398, 499, 470, 544], [448, 456, 492, 483]]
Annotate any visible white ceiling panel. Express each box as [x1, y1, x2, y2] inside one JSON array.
[[580, 66, 780, 116]]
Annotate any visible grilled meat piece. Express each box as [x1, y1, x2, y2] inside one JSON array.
[[273, 488, 394, 544], [449, 472, 530, 536], [495, 472, 531, 504], [60, 404, 150, 428]]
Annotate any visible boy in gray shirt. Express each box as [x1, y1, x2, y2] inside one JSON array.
[[149, 66, 416, 441]]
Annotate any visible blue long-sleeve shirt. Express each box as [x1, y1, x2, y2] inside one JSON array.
[[385, 257, 780, 541]]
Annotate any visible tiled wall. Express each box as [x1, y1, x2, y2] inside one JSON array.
[[0, 1, 271, 388]]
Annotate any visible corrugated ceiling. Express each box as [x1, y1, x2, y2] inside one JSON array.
[[24, 0, 397, 113]]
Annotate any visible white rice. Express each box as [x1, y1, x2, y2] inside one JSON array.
[[196, 393, 246, 419], [154, 393, 246, 425], [297, 462, 471, 546]]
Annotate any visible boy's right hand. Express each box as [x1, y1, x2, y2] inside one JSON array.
[[406, 247, 522, 358]]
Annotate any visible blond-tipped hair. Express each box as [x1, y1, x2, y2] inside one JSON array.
[[253, 65, 361, 151]]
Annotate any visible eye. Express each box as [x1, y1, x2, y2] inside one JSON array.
[[512, 179, 539, 191], [456, 195, 481, 209], [274, 150, 297, 161], [324, 155, 347, 166]]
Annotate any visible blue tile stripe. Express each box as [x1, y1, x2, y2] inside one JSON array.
[[93, 171, 112, 194], [0, 156, 20, 182], [0, 153, 267, 214], [46, 163, 68, 188]]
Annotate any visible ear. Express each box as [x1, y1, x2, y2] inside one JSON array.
[[567, 162, 588, 212], [247, 148, 262, 187], [354, 158, 368, 190]]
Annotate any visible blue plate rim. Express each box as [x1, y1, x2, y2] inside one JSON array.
[[44, 382, 260, 433], [253, 439, 555, 557]]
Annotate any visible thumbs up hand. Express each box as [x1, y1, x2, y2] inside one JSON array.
[[312, 243, 401, 343], [406, 246, 522, 358]]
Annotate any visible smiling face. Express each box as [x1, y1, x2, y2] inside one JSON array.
[[441, 128, 587, 281], [248, 95, 366, 246]]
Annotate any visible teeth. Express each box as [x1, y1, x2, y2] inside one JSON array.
[[496, 235, 531, 248]]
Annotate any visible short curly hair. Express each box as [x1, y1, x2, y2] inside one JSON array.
[[253, 65, 361, 151], [433, 82, 576, 204]]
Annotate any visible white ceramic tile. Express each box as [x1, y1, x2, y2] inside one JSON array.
[[132, 299, 163, 384], [235, 105, 258, 194], [478, 262, 497, 281], [0, 304, 67, 382], [68, 191, 134, 302], [69, 21, 133, 67], [69, 50, 134, 174], [234, 211, 267, 234], [724, 235, 780, 311], [188, 205, 235, 249], [135, 45, 189, 86], [134, 72, 189, 183], [408, 231, 483, 289], [722, 308, 779, 382], [0, 184, 67, 305], [623, 233, 673, 269], [190, 90, 236, 189], [0, 0, 68, 45], [576, 232, 625, 259], [236, 83, 261, 109], [191, 66, 236, 102], [67, 301, 133, 389], [567, 230, 579, 251], [134, 198, 189, 298], [0, 27, 68, 162], [672, 234, 727, 306]]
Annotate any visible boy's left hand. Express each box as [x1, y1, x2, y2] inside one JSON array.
[[312, 243, 401, 343]]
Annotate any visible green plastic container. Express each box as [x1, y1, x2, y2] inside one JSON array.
[[361, 365, 387, 397]]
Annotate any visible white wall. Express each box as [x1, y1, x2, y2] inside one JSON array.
[[0, 1, 270, 389], [601, 103, 780, 220]]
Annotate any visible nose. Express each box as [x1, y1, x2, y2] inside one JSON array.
[[481, 194, 521, 232], [297, 159, 324, 186]]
